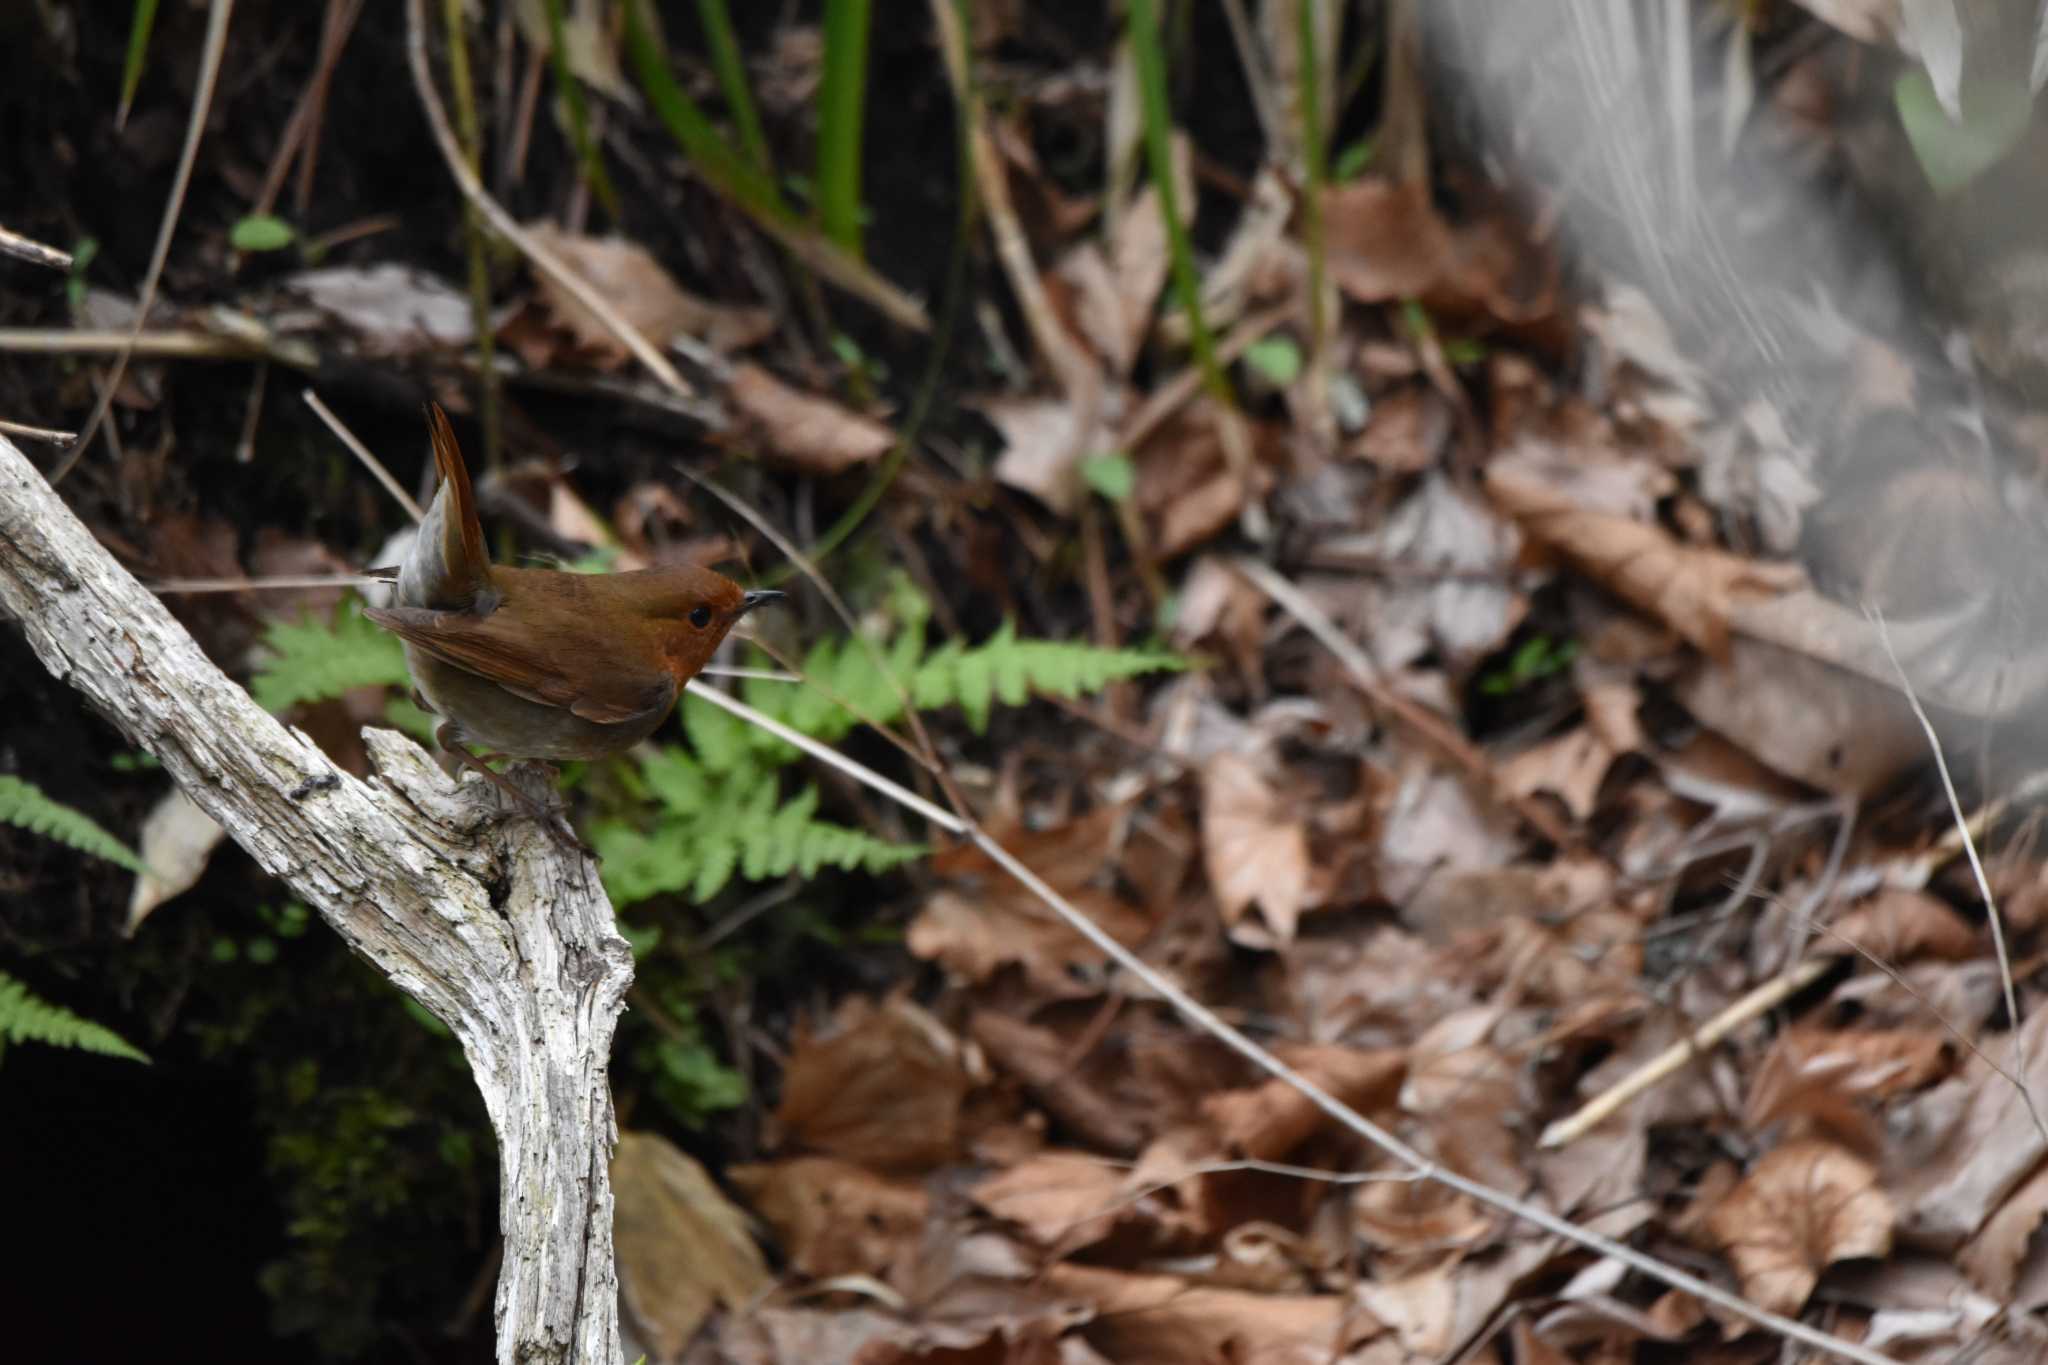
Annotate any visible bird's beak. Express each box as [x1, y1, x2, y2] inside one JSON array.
[[738, 589, 784, 618]]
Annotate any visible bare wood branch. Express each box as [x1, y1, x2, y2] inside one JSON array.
[[0, 431, 629, 1365]]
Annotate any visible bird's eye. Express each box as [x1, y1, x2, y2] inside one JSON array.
[[688, 606, 713, 629]]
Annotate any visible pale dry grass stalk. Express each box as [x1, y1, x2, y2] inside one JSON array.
[[53, 0, 237, 485]]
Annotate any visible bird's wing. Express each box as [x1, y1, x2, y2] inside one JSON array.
[[363, 604, 677, 726]]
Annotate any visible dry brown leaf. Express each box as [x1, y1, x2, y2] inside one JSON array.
[[1401, 1007, 1526, 1193], [1201, 752, 1314, 943], [1748, 1025, 1952, 1152], [772, 996, 973, 1172], [522, 223, 774, 361], [1044, 1263, 1372, 1365], [728, 362, 895, 476], [1054, 184, 1169, 376], [1378, 758, 1525, 905], [913, 807, 1152, 996], [1399, 859, 1612, 948], [729, 1155, 927, 1280], [1486, 460, 1801, 658], [1353, 1177, 1493, 1259], [1894, 1003, 2048, 1247], [611, 1131, 770, 1363], [1158, 469, 1257, 560], [1348, 386, 1449, 474], [1485, 907, 1643, 1008], [1279, 925, 1475, 1044], [969, 1011, 1151, 1155], [1706, 1138, 1895, 1316], [1201, 1045, 1405, 1159], [979, 394, 1116, 517], [1351, 1264, 1458, 1357], [1675, 641, 1927, 800], [1821, 889, 1981, 963], [1314, 473, 1525, 670], [1960, 1158, 2048, 1301], [1324, 179, 1455, 304], [908, 886, 1151, 999], [969, 1150, 1127, 1250], [1498, 700, 1634, 822]]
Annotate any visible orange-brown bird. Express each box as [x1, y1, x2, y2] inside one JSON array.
[[366, 405, 778, 849]]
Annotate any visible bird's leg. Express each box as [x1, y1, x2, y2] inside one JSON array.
[[435, 723, 593, 858]]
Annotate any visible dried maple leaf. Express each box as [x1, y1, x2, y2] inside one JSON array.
[[611, 1131, 769, 1363], [729, 1155, 927, 1280], [728, 362, 895, 476], [1706, 1138, 1894, 1316], [1487, 459, 1801, 658], [1201, 752, 1314, 943], [771, 996, 973, 1172]]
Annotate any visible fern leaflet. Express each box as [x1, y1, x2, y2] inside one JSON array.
[[250, 604, 411, 712], [595, 750, 925, 906], [0, 776, 149, 875], [0, 971, 148, 1062]]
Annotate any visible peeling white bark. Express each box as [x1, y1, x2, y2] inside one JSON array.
[[0, 433, 628, 1365]]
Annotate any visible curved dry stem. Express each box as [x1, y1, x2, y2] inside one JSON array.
[[403, 0, 694, 402]]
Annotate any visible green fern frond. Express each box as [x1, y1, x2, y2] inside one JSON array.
[[250, 604, 412, 713], [595, 750, 924, 906], [744, 621, 1186, 749], [0, 776, 149, 876], [0, 971, 148, 1063]]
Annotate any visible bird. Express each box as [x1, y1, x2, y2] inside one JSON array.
[[364, 404, 779, 851]]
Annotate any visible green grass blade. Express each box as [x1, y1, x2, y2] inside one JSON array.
[[624, 0, 783, 219], [117, 0, 162, 128], [539, 0, 624, 219], [694, 0, 776, 179], [623, 0, 928, 329], [1125, 0, 1230, 402], [817, 0, 872, 256]]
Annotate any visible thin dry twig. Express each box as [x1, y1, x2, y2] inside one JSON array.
[[1869, 604, 2046, 1145], [0, 417, 78, 447], [1539, 955, 1832, 1149], [684, 679, 1896, 1365], [302, 389, 425, 523], [149, 574, 392, 595], [0, 224, 73, 271], [0, 327, 307, 365], [403, 0, 694, 400], [54, 0, 237, 484]]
